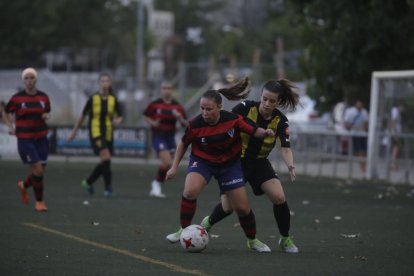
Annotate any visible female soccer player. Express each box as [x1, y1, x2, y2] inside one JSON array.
[[143, 81, 187, 198], [200, 79, 300, 253], [165, 77, 274, 252], [68, 72, 123, 197], [2, 68, 51, 212]]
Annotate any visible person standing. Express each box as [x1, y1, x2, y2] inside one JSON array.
[[390, 103, 404, 169], [344, 99, 369, 173], [68, 72, 123, 197], [200, 79, 300, 253], [2, 68, 51, 212], [143, 81, 187, 198], [165, 77, 274, 252]]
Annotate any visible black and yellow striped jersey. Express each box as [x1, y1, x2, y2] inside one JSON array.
[[232, 100, 290, 159], [82, 92, 122, 141]]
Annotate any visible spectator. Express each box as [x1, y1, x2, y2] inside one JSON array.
[[344, 99, 369, 173]]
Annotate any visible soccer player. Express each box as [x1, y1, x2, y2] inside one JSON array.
[[165, 77, 275, 252], [143, 81, 187, 198], [2, 68, 51, 212], [68, 72, 123, 197], [200, 79, 300, 253]]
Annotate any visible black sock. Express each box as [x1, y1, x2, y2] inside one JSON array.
[[273, 202, 291, 237], [102, 160, 111, 190], [209, 203, 232, 225], [239, 210, 256, 240], [87, 163, 102, 184]]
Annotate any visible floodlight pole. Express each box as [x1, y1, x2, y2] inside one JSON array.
[[136, 0, 145, 91]]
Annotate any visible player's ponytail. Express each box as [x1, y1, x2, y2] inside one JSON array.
[[202, 77, 250, 104], [263, 79, 299, 111]]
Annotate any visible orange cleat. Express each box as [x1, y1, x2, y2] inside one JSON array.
[[35, 201, 48, 212], [17, 181, 29, 205]]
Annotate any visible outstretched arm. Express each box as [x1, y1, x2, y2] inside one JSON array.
[[253, 127, 275, 138], [165, 142, 187, 180], [2, 110, 15, 135]]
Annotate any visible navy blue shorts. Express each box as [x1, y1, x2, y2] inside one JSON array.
[[352, 137, 367, 154], [186, 155, 245, 193], [151, 132, 176, 156], [17, 137, 49, 164]]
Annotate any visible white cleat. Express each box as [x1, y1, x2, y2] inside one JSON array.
[[149, 180, 166, 198]]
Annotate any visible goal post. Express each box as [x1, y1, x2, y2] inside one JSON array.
[[367, 70, 414, 181]]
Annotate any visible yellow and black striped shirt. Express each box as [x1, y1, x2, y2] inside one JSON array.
[[82, 92, 122, 141], [232, 100, 290, 159]]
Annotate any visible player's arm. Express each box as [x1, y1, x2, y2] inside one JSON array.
[[281, 147, 296, 182], [68, 99, 90, 141], [165, 141, 188, 180], [68, 114, 85, 141], [113, 99, 123, 126], [237, 114, 274, 138], [144, 115, 160, 127], [2, 109, 15, 135]]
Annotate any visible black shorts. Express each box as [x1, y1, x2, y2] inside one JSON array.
[[352, 137, 367, 154], [241, 158, 279, 196], [90, 136, 113, 155]]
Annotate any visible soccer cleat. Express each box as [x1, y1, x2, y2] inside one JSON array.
[[200, 216, 212, 232], [17, 180, 29, 205], [104, 187, 112, 198], [279, 236, 299, 253], [149, 180, 166, 198], [35, 201, 48, 212], [81, 180, 94, 195], [166, 228, 183, 243], [247, 238, 271, 253]]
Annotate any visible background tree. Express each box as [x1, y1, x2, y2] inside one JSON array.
[[287, 0, 414, 111]]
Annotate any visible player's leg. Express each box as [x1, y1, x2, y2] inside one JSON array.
[[226, 187, 270, 252], [99, 146, 112, 197], [150, 149, 171, 198], [200, 194, 233, 232], [166, 172, 207, 243], [262, 178, 298, 253]]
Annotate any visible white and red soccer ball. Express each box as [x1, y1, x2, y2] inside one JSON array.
[[180, 224, 209, 253]]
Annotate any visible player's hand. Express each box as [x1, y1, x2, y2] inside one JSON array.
[[152, 119, 160, 127], [265, 128, 275, 137], [8, 126, 15, 135], [68, 130, 77, 142], [113, 117, 122, 126], [165, 167, 176, 180], [288, 165, 296, 182], [42, 113, 51, 121], [172, 109, 181, 118]]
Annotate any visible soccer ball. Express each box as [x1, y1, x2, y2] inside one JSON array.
[[180, 224, 209, 253]]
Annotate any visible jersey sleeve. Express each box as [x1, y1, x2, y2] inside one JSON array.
[[181, 125, 193, 147], [143, 102, 155, 117], [4, 96, 17, 114], [277, 116, 291, 148], [232, 101, 249, 116], [82, 97, 92, 116], [236, 114, 257, 136]]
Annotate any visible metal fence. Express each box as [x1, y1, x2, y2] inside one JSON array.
[[270, 127, 414, 185]]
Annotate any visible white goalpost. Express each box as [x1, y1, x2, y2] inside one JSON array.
[[367, 70, 414, 183]]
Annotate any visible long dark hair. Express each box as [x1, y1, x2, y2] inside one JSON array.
[[202, 77, 250, 104], [263, 79, 299, 111]]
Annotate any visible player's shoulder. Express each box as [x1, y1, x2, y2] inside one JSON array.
[[189, 114, 205, 128], [272, 108, 288, 120]]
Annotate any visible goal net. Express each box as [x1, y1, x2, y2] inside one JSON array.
[[367, 70, 414, 184]]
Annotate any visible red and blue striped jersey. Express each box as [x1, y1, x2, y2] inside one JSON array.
[[182, 110, 257, 165], [5, 90, 51, 139], [143, 98, 186, 135]]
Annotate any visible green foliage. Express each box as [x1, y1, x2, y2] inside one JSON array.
[[287, 0, 414, 111]]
